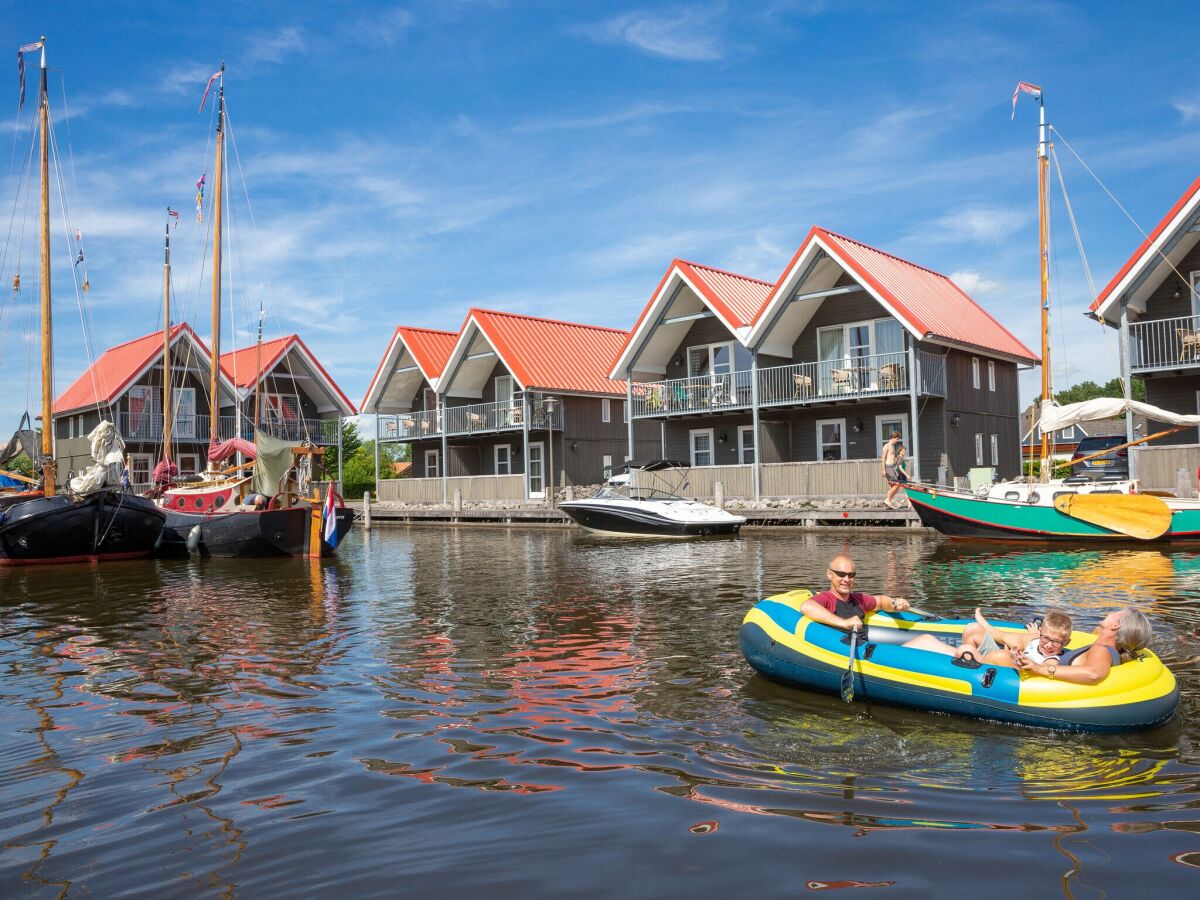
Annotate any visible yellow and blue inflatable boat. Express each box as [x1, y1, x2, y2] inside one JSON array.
[[741, 590, 1178, 733]]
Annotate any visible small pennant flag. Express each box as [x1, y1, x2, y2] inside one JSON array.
[[322, 486, 340, 549], [17, 40, 42, 111], [195, 173, 206, 222], [199, 69, 222, 112], [167, 207, 179, 230], [1011, 81, 1042, 119]]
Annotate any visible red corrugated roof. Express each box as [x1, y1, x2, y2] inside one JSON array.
[[762, 227, 1038, 363], [676, 260, 774, 328], [1091, 174, 1200, 317], [54, 324, 202, 415], [220, 334, 357, 414], [467, 309, 630, 395], [360, 326, 458, 410]]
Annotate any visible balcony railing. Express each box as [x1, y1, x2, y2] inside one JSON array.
[[1130, 314, 1200, 372], [631, 350, 947, 419], [444, 398, 563, 436], [379, 408, 441, 441], [118, 413, 339, 445]]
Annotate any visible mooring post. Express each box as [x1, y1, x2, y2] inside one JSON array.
[[363, 490, 372, 531], [714, 481, 725, 509]]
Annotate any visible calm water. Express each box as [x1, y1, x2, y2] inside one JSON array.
[[2, 529, 1199, 898]]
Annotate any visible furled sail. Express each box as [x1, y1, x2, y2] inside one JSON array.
[[1039, 398, 1200, 432], [252, 429, 298, 497], [68, 421, 129, 494]]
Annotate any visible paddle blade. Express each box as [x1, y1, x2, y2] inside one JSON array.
[[840, 631, 859, 703], [1053, 492, 1171, 540]]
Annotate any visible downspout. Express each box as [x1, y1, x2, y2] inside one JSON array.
[[750, 349, 761, 501], [522, 391, 531, 499], [908, 336, 921, 482], [1118, 297, 1136, 480]]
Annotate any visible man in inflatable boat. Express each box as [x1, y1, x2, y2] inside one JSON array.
[[903, 608, 1153, 684], [800, 554, 912, 630]]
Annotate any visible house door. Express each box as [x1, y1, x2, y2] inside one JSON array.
[[528, 441, 545, 498], [174, 387, 196, 439], [690, 428, 715, 467], [875, 414, 909, 454], [424, 448, 440, 479]]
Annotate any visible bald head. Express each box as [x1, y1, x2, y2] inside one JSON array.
[[826, 555, 857, 598]]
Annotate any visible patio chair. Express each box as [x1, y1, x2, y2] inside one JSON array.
[[831, 368, 854, 393], [509, 404, 524, 425], [792, 373, 813, 398], [879, 363, 901, 390], [1178, 328, 1200, 361]]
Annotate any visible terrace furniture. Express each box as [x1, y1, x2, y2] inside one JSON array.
[[879, 363, 901, 390], [1178, 328, 1200, 361], [466, 412, 484, 431], [831, 368, 854, 393], [793, 373, 813, 398], [709, 379, 728, 406], [645, 386, 665, 412], [509, 404, 524, 426]]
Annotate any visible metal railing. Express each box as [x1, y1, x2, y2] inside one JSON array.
[[444, 398, 563, 436], [118, 413, 339, 445], [1130, 314, 1200, 372], [758, 351, 909, 407], [379, 409, 441, 441], [918, 350, 947, 397], [630, 370, 754, 417]]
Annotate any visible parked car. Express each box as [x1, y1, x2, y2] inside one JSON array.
[[1070, 435, 1129, 478]]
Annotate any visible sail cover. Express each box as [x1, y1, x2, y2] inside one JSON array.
[[1039, 398, 1200, 432], [252, 429, 298, 497], [68, 421, 128, 494], [208, 437, 256, 463], [0, 416, 40, 468]]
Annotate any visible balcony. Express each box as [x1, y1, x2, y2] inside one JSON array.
[[118, 413, 339, 445], [630, 351, 946, 419], [378, 395, 564, 442], [1130, 314, 1200, 373]]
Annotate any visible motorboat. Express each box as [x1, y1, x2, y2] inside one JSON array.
[[559, 460, 745, 537]]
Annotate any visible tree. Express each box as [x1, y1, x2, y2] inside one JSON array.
[[341, 440, 401, 499], [1054, 376, 1143, 405], [1, 452, 34, 480], [321, 419, 363, 480]]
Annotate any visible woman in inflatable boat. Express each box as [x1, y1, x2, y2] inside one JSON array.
[[903, 608, 1152, 684]]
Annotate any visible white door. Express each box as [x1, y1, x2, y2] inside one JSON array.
[[738, 425, 755, 464], [528, 441, 545, 498], [174, 387, 196, 439], [690, 428, 715, 467], [817, 419, 846, 461], [876, 414, 909, 453], [425, 448, 440, 479]]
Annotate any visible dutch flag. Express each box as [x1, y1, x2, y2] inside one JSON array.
[[322, 487, 340, 549]]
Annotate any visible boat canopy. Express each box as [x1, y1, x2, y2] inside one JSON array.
[[625, 459, 689, 471], [1039, 398, 1200, 432], [208, 437, 256, 463], [0, 413, 41, 468]]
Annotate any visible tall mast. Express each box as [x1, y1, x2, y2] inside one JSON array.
[[37, 38, 55, 498], [208, 63, 225, 467], [1036, 94, 1051, 475], [162, 211, 173, 457]]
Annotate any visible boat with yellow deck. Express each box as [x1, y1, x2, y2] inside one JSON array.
[[740, 590, 1178, 732]]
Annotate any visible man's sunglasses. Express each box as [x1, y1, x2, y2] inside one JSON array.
[[829, 569, 857, 579]]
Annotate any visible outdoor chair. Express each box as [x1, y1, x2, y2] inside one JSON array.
[[1178, 328, 1200, 361], [831, 368, 854, 393], [509, 404, 524, 425], [792, 373, 813, 398], [879, 363, 901, 390]]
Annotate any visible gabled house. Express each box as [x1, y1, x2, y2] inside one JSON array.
[[370, 310, 657, 502], [1089, 175, 1200, 454], [220, 334, 357, 448], [612, 227, 1039, 497], [52, 324, 238, 489]]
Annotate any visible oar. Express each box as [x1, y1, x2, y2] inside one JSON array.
[[903, 605, 939, 620], [840, 628, 860, 703], [1053, 492, 1171, 540]]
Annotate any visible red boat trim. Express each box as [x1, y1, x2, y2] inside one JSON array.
[[0, 549, 153, 566]]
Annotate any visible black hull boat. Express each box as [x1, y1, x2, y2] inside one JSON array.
[[558, 498, 743, 537], [0, 491, 166, 565], [156, 505, 354, 558]]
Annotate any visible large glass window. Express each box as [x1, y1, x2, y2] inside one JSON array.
[[687, 341, 751, 376], [495, 444, 512, 475], [690, 429, 714, 466]]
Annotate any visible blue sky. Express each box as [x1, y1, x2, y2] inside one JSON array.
[[2, 1, 1199, 432]]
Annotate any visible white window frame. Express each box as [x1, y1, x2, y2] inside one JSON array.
[[67, 417, 74, 439], [990, 434, 999, 466], [602, 454, 613, 480], [987, 360, 996, 392], [127, 384, 155, 431], [1059, 425, 1076, 441], [528, 441, 545, 498], [494, 375, 513, 404], [601, 398, 611, 423], [622, 400, 628, 423], [974, 433, 984, 467], [129, 452, 154, 485], [738, 425, 755, 464], [689, 428, 715, 467], [972, 357, 981, 390], [874, 413, 910, 453], [424, 448, 440, 479], [494, 444, 512, 475], [687, 341, 735, 377], [178, 453, 201, 475], [173, 386, 197, 439], [816, 418, 847, 461]]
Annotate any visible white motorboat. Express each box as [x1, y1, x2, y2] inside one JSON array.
[[559, 460, 746, 537]]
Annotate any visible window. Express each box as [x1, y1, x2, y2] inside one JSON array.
[[528, 442, 545, 497], [128, 385, 154, 435], [423, 387, 437, 412], [816, 319, 904, 390], [67, 417, 74, 439], [738, 425, 755, 464], [173, 387, 196, 439], [972, 358, 981, 389], [690, 428, 715, 467], [425, 448, 440, 479], [494, 444, 512, 475], [687, 341, 751, 378], [987, 360, 996, 392], [1191, 270, 1200, 317], [875, 414, 909, 453], [601, 398, 611, 423], [263, 393, 301, 432], [494, 375, 513, 405], [1059, 425, 1076, 440], [817, 419, 846, 461], [129, 453, 153, 485], [178, 453, 200, 475], [602, 454, 613, 480], [990, 434, 999, 466], [622, 400, 628, 423], [974, 433, 984, 466]]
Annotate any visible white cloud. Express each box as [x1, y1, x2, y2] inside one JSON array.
[[949, 269, 1004, 296], [1173, 99, 1200, 122], [933, 206, 1026, 244], [245, 26, 307, 67], [574, 5, 726, 61]]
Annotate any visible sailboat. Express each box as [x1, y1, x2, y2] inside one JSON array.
[[154, 66, 352, 558], [0, 39, 165, 565], [904, 85, 1200, 542]]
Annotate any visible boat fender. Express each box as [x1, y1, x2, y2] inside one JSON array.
[[952, 651, 982, 670], [981, 668, 997, 688], [186, 524, 202, 553]]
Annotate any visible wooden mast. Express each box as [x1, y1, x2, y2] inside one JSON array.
[[37, 38, 55, 498], [162, 212, 173, 460], [207, 64, 225, 470], [1036, 92, 1052, 479]]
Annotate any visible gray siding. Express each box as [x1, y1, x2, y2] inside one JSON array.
[[1141, 242, 1200, 321], [941, 349, 1022, 478], [665, 316, 744, 380], [1143, 372, 1200, 444]]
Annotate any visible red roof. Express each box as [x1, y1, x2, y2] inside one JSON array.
[[464, 309, 630, 395], [1091, 174, 1200, 318], [676, 260, 774, 328], [361, 326, 458, 410], [756, 226, 1038, 363], [220, 334, 357, 414], [54, 324, 205, 415]]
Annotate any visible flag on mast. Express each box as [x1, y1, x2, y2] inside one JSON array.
[[1011, 81, 1042, 119], [322, 486, 340, 549], [199, 69, 222, 112], [17, 40, 43, 111]]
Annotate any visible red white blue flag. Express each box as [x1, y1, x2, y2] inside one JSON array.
[[322, 487, 340, 548], [1011, 81, 1042, 119], [17, 40, 43, 111]]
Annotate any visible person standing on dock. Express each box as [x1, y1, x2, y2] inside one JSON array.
[[801, 555, 911, 631], [882, 432, 905, 509]]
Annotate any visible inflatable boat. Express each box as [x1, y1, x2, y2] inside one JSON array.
[[740, 590, 1178, 732]]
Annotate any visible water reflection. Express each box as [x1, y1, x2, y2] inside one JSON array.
[[1, 532, 1198, 895]]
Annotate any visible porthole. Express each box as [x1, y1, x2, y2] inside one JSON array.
[[194, 498, 204, 509], [1004, 492, 1019, 501], [214, 495, 226, 508], [1029, 492, 1041, 503]]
